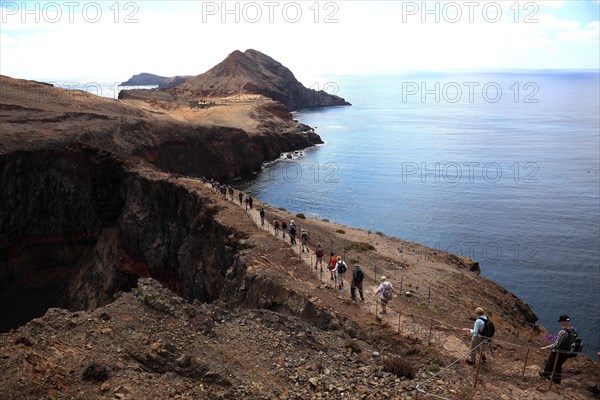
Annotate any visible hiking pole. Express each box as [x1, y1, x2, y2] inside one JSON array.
[[474, 344, 484, 388], [548, 350, 560, 390]]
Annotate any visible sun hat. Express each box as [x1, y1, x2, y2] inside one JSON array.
[[380, 276, 386, 281]]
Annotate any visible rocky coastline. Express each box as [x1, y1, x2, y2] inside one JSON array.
[[1, 51, 597, 399]]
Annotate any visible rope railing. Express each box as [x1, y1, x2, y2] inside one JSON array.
[[414, 341, 487, 399], [206, 181, 583, 396]]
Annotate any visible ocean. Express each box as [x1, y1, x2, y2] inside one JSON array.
[[237, 72, 600, 356]]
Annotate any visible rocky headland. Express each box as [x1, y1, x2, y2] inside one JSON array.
[[120, 73, 192, 89], [0, 50, 596, 399]]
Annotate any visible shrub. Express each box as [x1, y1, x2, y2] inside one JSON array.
[[321, 218, 329, 222], [296, 213, 306, 219], [427, 364, 440, 373], [344, 242, 375, 252], [383, 356, 417, 379], [336, 229, 346, 234], [349, 259, 358, 265], [277, 207, 287, 212], [376, 231, 385, 236]]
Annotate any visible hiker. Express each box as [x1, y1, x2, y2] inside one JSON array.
[[374, 276, 393, 314], [351, 264, 365, 303], [248, 196, 253, 209], [289, 221, 297, 244], [328, 252, 337, 281], [314, 243, 325, 270], [538, 315, 579, 384], [334, 256, 347, 289], [228, 186, 234, 201], [244, 197, 249, 210], [461, 307, 490, 365], [273, 219, 280, 236], [301, 229, 309, 252], [260, 207, 265, 226], [281, 219, 287, 238], [238, 192, 243, 206]]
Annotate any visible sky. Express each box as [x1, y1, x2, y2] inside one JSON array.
[[0, 0, 599, 83]]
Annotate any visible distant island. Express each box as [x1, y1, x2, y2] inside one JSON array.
[[120, 72, 192, 89]]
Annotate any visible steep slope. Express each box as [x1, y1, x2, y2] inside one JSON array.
[[176, 49, 351, 110]]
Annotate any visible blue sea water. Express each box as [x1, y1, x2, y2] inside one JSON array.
[[237, 72, 600, 356]]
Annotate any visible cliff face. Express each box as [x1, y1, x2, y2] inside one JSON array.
[[0, 147, 242, 331], [176, 49, 351, 110], [0, 52, 328, 332]]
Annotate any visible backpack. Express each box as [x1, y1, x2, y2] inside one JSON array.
[[563, 328, 583, 357], [337, 261, 347, 274], [316, 247, 324, 258], [282, 221, 287, 229], [477, 316, 496, 339], [289, 225, 296, 235], [353, 268, 364, 283], [382, 282, 393, 301], [329, 257, 337, 270]]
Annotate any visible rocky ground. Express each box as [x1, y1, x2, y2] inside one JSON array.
[[1, 179, 597, 399]]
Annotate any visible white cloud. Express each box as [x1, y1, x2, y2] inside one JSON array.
[[1, 1, 598, 81], [539, 1, 567, 9]]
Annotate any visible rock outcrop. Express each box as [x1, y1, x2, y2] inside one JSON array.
[[175, 49, 351, 110]]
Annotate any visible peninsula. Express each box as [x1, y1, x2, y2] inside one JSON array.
[[0, 50, 595, 399]]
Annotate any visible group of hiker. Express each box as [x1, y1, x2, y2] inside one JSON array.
[[460, 307, 589, 387], [210, 179, 596, 390], [212, 179, 398, 314], [210, 179, 255, 211], [314, 247, 395, 312], [272, 218, 310, 249]]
